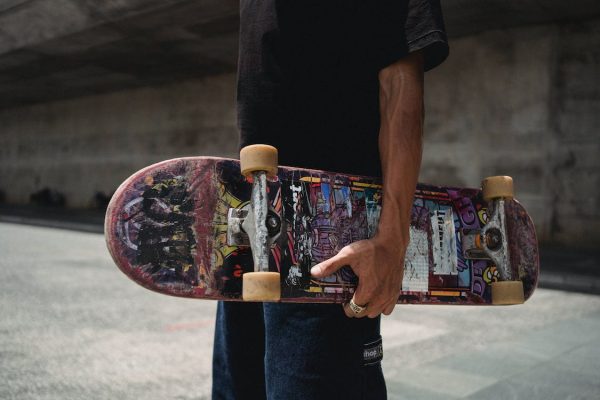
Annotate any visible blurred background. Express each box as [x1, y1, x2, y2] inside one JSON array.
[[1, 1, 599, 399], [0, 0, 598, 250], [0, 0, 599, 250]]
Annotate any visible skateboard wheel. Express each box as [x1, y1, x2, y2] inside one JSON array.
[[482, 176, 514, 202], [491, 280, 524, 305], [242, 272, 281, 302], [240, 145, 278, 178]]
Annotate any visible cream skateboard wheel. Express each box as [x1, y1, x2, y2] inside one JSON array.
[[491, 280, 525, 305], [242, 272, 281, 301], [240, 144, 278, 178], [482, 176, 514, 202]]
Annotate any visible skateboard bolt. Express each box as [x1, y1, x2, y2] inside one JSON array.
[[266, 213, 281, 236], [485, 228, 502, 251]]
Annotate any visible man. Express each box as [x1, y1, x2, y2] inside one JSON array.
[[213, 1, 449, 399]]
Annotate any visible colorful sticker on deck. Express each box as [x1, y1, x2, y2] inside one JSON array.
[[431, 208, 458, 276], [365, 188, 382, 238], [402, 226, 429, 292]]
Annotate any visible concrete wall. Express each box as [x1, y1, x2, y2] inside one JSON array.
[[0, 17, 598, 247], [421, 17, 600, 248], [0, 73, 238, 207]]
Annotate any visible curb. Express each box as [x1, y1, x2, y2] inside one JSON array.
[[0, 215, 104, 234]]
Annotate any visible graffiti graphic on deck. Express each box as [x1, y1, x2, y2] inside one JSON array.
[[119, 172, 199, 287]]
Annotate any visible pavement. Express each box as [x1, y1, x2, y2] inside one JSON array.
[[1, 213, 600, 399]]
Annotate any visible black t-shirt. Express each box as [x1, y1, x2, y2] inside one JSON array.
[[238, 0, 449, 177]]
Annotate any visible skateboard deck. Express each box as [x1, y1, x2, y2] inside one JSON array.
[[105, 157, 539, 305]]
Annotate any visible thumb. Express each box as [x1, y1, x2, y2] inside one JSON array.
[[311, 250, 350, 278]]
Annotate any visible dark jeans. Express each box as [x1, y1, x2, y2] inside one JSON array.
[[212, 301, 386, 400]]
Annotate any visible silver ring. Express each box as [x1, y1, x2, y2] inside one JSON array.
[[348, 298, 367, 314]]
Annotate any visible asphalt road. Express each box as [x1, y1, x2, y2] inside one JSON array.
[[1, 222, 599, 399]]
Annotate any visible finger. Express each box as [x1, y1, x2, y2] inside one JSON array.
[[383, 301, 396, 316], [343, 296, 369, 319], [343, 303, 355, 318], [372, 290, 400, 317], [367, 303, 385, 318], [366, 293, 397, 318], [352, 281, 372, 309], [311, 251, 351, 278]]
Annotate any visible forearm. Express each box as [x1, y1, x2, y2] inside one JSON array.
[[376, 51, 425, 246], [312, 51, 426, 316]]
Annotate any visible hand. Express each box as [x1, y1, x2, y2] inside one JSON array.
[[310, 235, 407, 318]]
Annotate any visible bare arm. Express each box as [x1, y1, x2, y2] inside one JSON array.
[[377, 51, 424, 246], [311, 51, 425, 317]]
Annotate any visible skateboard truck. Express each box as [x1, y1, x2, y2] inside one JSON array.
[[227, 207, 281, 247], [461, 176, 525, 305], [236, 144, 281, 302], [462, 202, 510, 280]]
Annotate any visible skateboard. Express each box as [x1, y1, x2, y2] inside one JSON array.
[[105, 146, 539, 305]]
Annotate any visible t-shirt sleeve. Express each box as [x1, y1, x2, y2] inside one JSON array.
[[404, 0, 449, 71]]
